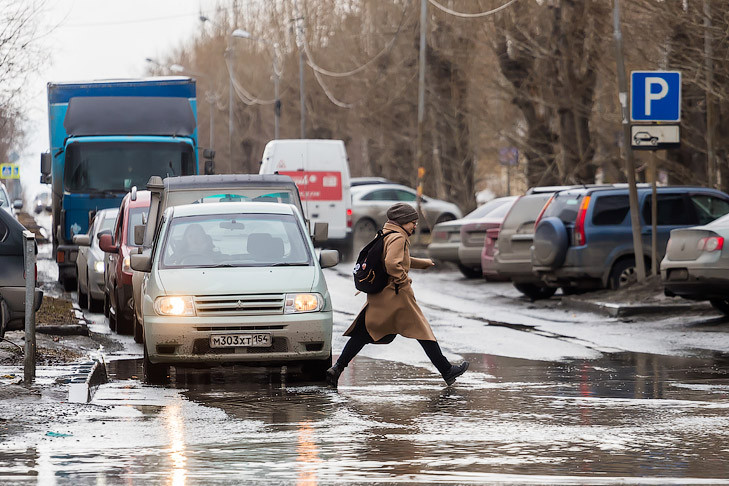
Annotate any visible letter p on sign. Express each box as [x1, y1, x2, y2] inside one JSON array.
[[631, 71, 681, 122]]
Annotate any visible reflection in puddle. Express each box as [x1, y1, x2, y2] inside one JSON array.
[[3, 351, 729, 484]]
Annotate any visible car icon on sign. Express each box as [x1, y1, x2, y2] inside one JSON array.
[[633, 131, 659, 146]]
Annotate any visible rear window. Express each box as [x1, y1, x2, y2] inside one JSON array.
[[592, 195, 629, 226], [501, 194, 551, 230], [543, 192, 583, 225], [464, 198, 508, 219]]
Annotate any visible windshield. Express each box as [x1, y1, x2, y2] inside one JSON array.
[[127, 207, 150, 246], [194, 192, 295, 205], [160, 213, 312, 269], [64, 141, 195, 193]]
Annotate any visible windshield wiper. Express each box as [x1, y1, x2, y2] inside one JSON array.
[[270, 262, 310, 267]]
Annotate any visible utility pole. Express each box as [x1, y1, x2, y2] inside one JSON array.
[[294, 2, 306, 138], [613, 0, 646, 283], [227, 45, 234, 169], [704, 0, 718, 189], [415, 0, 427, 240]]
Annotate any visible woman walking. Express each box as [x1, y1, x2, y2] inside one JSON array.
[[327, 203, 469, 387]]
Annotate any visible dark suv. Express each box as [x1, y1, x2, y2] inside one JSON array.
[[532, 186, 729, 290]]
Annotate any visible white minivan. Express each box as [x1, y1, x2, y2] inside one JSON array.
[[260, 139, 352, 256]]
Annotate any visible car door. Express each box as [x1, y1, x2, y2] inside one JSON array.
[[359, 189, 399, 226], [77, 217, 96, 290], [108, 205, 125, 307], [641, 193, 699, 261], [0, 215, 23, 291]]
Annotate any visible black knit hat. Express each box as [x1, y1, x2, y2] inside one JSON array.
[[387, 203, 419, 224]]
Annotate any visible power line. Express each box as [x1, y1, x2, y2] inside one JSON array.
[[224, 55, 275, 105], [428, 0, 518, 19], [302, 0, 411, 78]]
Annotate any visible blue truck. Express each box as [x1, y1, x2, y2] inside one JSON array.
[[40, 77, 212, 289]]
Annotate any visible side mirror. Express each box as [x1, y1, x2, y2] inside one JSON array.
[[73, 234, 91, 246], [130, 254, 152, 272], [319, 249, 340, 268], [97, 229, 112, 240], [313, 222, 328, 243], [40, 152, 51, 183], [134, 225, 145, 246], [12, 200, 23, 210], [99, 233, 118, 253]]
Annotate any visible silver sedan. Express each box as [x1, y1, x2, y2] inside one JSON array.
[[74, 208, 118, 312], [661, 212, 729, 314], [351, 183, 462, 247]]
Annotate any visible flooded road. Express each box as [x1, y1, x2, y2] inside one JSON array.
[[2, 351, 729, 484]]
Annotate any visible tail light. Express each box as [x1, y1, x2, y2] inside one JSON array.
[[534, 194, 555, 230], [346, 209, 352, 228], [697, 236, 724, 252], [485, 228, 500, 246], [56, 250, 65, 263], [573, 196, 591, 246]]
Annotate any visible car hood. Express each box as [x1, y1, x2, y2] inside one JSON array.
[[156, 266, 317, 295]]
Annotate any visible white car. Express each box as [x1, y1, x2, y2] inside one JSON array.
[[73, 207, 118, 312], [132, 201, 339, 382]]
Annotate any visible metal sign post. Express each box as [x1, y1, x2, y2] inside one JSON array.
[[23, 231, 36, 383]]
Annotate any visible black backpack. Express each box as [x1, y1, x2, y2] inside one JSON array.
[[353, 230, 396, 294]]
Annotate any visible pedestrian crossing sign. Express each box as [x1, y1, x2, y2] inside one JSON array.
[[0, 163, 20, 179]]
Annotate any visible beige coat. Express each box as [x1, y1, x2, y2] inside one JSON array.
[[344, 222, 437, 342]]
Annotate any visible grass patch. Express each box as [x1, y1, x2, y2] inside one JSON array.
[[35, 296, 81, 326]]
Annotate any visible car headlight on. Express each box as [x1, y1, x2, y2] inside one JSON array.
[[154, 296, 195, 316], [93, 261, 105, 273], [284, 293, 323, 313], [122, 256, 132, 274]]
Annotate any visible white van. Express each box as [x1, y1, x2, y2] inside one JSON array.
[[260, 139, 352, 255]]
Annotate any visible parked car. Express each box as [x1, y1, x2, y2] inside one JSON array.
[[73, 208, 118, 312], [100, 191, 150, 334], [131, 174, 316, 344], [350, 183, 462, 248], [532, 186, 729, 291], [494, 187, 594, 299], [33, 191, 52, 214], [428, 196, 517, 277], [661, 212, 729, 314], [0, 208, 43, 338], [457, 198, 518, 279], [0, 182, 22, 218], [130, 201, 339, 382]]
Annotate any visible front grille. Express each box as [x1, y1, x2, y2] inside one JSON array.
[[194, 294, 285, 316], [192, 337, 289, 355]]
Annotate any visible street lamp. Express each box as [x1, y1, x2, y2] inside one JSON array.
[[231, 29, 281, 139]]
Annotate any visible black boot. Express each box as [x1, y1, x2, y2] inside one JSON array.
[[442, 361, 469, 386], [326, 363, 343, 387]]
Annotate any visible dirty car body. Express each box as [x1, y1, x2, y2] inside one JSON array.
[[138, 201, 335, 371]]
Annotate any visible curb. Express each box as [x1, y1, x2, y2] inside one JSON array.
[[67, 359, 108, 403], [37, 324, 89, 336], [561, 297, 711, 317]]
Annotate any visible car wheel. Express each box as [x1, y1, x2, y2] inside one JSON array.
[[0, 298, 8, 339], [143, 344, 168, 384], [116, 300, 133, 335], [709, 299, 729, 316], [513, 283, 557, 301], [103, 292, 110, 318], [609, 257, 637, 290], [302, 354, 332, 381], [133, 308, 144, 344], [533, 217, 568, 269], [76, 274, 88, 310], [353, 219, 377, 252], [62, 275, 76, 292], [457, 263, 482, 279]]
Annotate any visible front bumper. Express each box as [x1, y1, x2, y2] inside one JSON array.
[[144, 311, 333, 365], [89, 269, 106, 300]]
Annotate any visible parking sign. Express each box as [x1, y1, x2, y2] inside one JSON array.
[[631, 71, 681, 122]]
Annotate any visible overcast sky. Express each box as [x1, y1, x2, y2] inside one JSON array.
[[18, 0, 227, 200]]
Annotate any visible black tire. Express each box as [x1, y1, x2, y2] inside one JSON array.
[[532, 217, 569, 269], [514, 283, 557, 301], [0, 298, 8, 340], [710, 299, 729, 315], [114, 288, 133, 335], [143, 344, 168, 384], [353, 218, 377, 251], [302, 354, 332, 381], [457, 263, 482, 279], [609, 257, 637, 290], [133, 309, 144, 344], [76, 274, 89, 310], [62, 275, 76, 292], [103, 292, 110, 317]]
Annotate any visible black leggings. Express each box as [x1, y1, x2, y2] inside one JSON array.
[[336, 313, 451, 375]]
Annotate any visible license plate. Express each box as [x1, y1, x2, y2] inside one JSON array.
[[210, 333, 272, 348]]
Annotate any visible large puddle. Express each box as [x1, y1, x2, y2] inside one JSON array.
[[2, 351, 729, 484]]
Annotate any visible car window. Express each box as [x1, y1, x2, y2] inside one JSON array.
[[195, 192, 295, 205], [642, 194, 698, 226], [486, 202, 512, 218], [127, 207, 150, 247], [114, 208, 124, 245], [0, 187, 8, 206], [361, 189, 397, 201], [592, 195, 630, 226], [501, 194, 551, 231], [160, 213, 312, 268], [395, 190, 416, 202], [543, 192, 582, 225], [0, 218, 7, 241], [690, 195, 729, 225], [465, 199, 506, 219]]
